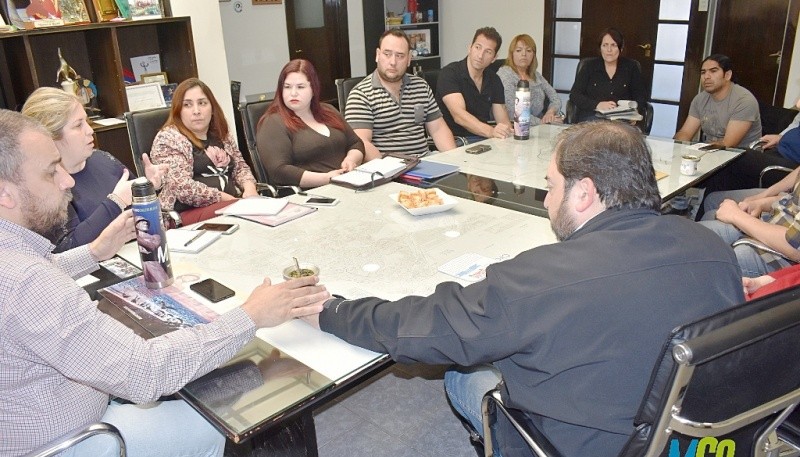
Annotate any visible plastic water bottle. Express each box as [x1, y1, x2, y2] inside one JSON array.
[[514, 80, 531, 140], [131, 177, 174, 289]]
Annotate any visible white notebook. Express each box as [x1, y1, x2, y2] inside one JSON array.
[[331, 156, 407, 187], [215, 197, 288, 216], [167, 229, 222, 254]]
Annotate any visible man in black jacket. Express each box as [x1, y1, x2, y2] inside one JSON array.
[[302, 121, 744, 457]]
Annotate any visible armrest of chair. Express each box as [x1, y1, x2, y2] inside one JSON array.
[[23, 422, 126, 457], [760, 165, 794, 188], [256, 182, 301, 198], [731, 238, 788, 260], [749, 139, 768, 151], [481, 388, 564, 457]]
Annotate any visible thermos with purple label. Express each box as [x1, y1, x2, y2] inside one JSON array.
[[131, 177, 174, 289]]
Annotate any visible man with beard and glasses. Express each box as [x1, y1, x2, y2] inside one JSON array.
[[345, 29, 455, 159], [0, 108, 330, 456], [299, 121, 745, 457]]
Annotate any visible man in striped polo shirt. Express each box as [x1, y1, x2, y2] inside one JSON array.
[[345, 29, 456, 160]]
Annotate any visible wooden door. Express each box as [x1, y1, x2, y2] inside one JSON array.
[[579, 1, 660, 97], [711, 0, 799, 105], [285, 0, 351, 103]]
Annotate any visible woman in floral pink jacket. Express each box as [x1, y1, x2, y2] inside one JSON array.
[[151, 78, 257, 224]]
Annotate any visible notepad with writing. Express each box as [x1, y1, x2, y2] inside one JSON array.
[[167, 229, 222, 253], [215, 197, 289, 216], [331, 156, 408, 187]]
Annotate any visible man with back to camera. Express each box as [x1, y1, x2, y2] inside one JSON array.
[[345, 29, 456, 160], [0, 110, 330, 456], [674, 53, 761, 148], [301, 121, 745, 457], [437, 26, 513, 144]]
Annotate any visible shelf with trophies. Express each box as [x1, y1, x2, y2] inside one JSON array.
[[0, 11, 195, 172]]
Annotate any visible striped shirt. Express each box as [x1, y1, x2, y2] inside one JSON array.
[[0, 219, 256, 455], [345, 72, 442, 156]]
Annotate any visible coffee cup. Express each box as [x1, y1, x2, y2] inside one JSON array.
[[680, 154, 700, 176], [282, 263, 320, 281]]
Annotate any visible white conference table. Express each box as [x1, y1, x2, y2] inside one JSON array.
[[113, 181, 556, 450], [423, 124, 742, 206]]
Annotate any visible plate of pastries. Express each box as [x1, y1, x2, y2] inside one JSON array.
[[390, 188, 457, 216]]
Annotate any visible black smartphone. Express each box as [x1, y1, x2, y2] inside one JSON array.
[[465, 144, 492, 154], [305, 197, 339, 206], [195, 222, 239, 235], [190, 278, 235, 303]]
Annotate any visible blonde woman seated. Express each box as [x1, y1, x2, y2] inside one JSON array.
[[496, 34, 562, 127], [151, 78, 258, 224], [22, 87, 166, 252], [257, 59, 365, 188]]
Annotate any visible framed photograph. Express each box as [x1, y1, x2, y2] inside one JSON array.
[[91, 0, 119, 21], [59, 0, 91, 24], [161, 82, 177, 105], [406, 29, 432, 56], [125, 82, 166, 112], [141, 72, 168, 85], [127, 0, 161, 20]]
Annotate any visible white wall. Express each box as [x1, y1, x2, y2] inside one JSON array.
[[783, 9, 800, 107], [218, 1, 291, 99], [440, 0, 545, 68], [170, 0, 236, 134], [214, 1, 799, 108]]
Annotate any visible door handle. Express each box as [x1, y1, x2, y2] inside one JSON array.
[[637, 43, 652, 57], [770, 50, 781, 64], [295, 49, 303, 53]]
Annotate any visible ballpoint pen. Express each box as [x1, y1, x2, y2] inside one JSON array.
[[184, 230, 206, 247]]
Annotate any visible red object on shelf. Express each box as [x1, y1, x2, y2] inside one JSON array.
[[408, 0, 417, 15]]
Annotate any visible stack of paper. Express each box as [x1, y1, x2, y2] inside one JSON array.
[[331, 156, 408, 187], [215, 197, 288, 216], [595, 100, 642, 121]]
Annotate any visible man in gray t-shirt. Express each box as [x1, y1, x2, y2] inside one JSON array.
[[674, 54, 761, 148]]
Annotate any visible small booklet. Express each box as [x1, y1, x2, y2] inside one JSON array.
[[402, 161, 460, 182], [99, 276, 219, 338], [331, 156, 409, 187], [235, 202, 317, 227], [596, 99, 638, 115], [438, 253, 499, 282], [167, 229, 222, 254], [216, 197, 289, 216]]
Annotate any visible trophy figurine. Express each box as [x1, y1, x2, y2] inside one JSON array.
[[55, 48, 100, 115]]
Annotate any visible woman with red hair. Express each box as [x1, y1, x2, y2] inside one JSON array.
[[151, 78, 258, 224], [257, 59, 365, 188]]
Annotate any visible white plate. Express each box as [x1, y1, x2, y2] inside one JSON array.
[[389, 188, 458, 216]]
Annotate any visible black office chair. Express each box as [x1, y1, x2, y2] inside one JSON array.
[[422, 68, 440, 95], [565, 57, 655, 134], [481, 286, 800, 457], [123, 107, 183, 227], [335, 76, 366, 114], [238, 98, 300, 197], [124, 107, 170, 177], [23, 422, 126, 457]]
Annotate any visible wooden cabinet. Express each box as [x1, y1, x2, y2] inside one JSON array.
[[363, 0, 441, 75], [0, 17, 196, 171]]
